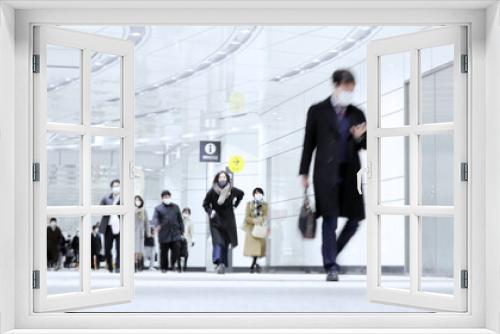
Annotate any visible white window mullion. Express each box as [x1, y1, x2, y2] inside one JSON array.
[[121, 50, 134, 295], [409, 47, 420, 295], [81, 48, 92, 295]]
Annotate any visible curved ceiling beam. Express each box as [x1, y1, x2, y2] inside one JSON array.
[[270, 26, 380, 82], [136, 26, 259, 96], [47, 26, 150, 93]]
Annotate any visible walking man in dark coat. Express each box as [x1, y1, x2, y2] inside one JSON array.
[[299, 69, 367, 282], [47, 217, 64, 269], [152, 190, 184, 273]]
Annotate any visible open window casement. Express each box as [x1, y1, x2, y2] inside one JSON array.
[[33, 26, 135, 312], [366, 26, 468, 312]]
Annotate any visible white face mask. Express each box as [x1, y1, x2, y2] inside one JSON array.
[[336, 90, 354, 107], [254, 194, 264, 202], [112, 186, 120, 195], [50, 222, 56, 230], [135, 200, 142, 207], [182, 213, 190, 219], [163, 198, 171, 205]]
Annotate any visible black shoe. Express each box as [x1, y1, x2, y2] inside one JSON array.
[[326, 269, 339, 282], [161, 269, 167, 273], [216, 263, 226, 274], [255, 264, 262, 274], [250, 266, 255, 274]]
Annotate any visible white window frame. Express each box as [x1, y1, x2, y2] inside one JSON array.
[[11, 4, 487, 332], [366, 26, 468, 312], [32, 26, 135, 312]]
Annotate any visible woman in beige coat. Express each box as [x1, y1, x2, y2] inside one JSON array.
[[243, 187, 269, 273]]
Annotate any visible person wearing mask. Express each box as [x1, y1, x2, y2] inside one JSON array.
[[98, 179, 121, 273], [91, 224, 102, 270], [152, 190, 184, 273], [134, 195, 151, 272], [47, 218, 64, 269], [243, 187, 269, 273], [299, 69, 367, 282], [71, 230, 80, 268], [203, 171, 244, 274], [143, 226, 156, 270], [180, 207, 194, 271]]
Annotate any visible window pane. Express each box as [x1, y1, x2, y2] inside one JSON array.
[[47, 44, 82, 124], [380, 215, 410, 290], [92, 136, 122, 205], [380, 136, 410, 205], [46, 216, 81, 295], [91, 52, 122, 127], [420, 216, 454, 295], [91, 215, 122, 289], [420, 44, 454, 124], [47, 132, 81, 206], [420, 132, 454, 206], [379, 52, 410, 128]]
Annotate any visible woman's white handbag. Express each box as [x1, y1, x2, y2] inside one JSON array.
[[251, 223, 267, 239]]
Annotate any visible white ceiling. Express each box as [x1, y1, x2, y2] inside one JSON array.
[[47, 25, 426, 154]]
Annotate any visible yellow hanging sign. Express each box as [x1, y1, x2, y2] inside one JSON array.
[[228, 92, 245, 113], [228, 155, 245, 173]]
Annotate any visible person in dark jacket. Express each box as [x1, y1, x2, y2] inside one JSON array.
[[203, 171, 244, 274], [47, 217, 64, 269], [152, 190, 184, 273], [98, 179, 121, 273], [63, 234, 74, 268], [71, 230, 79, 267], [91, 224, 102, 270], [299, 69, 367, 282]]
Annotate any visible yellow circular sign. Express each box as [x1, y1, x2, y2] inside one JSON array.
[[228, 155, 245, 173]]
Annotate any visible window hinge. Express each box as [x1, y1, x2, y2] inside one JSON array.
[[32, 270, 40, 289], [32, 162, 40, 182], [461, 162, 468, 182], [461, 269, 468, 289], [461, 54, 468, 73], [32, 54, 40, 73]]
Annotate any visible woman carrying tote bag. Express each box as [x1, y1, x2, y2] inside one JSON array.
[[243, 187, 269, 273]]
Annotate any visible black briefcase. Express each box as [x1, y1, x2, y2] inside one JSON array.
[[298, 190, 316, 239]]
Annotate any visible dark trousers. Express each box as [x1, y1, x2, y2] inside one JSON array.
[[322, 216, 360, 271], [213, 243, 229, 266], [160, 241, 181, 271], [104, 226, 120, 271]]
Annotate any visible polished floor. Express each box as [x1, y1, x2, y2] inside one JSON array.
[[44, 270, 454, 313]]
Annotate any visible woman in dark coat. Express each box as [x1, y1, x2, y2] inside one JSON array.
[[203, 171, 244, 274]]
